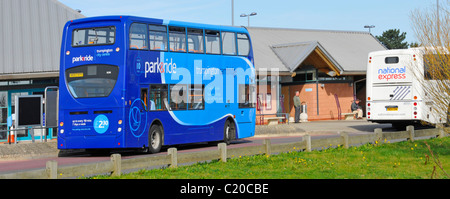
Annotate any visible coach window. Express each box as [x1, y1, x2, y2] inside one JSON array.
[[149, 84, 168, 111], [222, 31, 236, 55], [187, 28, 204, 53], [205, 30, 220, 54], [237, 33, 250, 56], [170, 84, 188, 110], [169, 26, 186, 52], [385, 57, 399, 64], [149, 25, 168, 51], [188, 84, 205, 110], [130, 23, 148, 50]]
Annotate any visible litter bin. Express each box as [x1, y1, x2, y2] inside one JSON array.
[[300, 102, 308, 122]]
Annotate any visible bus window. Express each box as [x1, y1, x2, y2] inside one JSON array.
[[205, 30, 220, 54], [385, 57, 399, 64], [141, 88, 149, 111], [169, 26, 186, 52], [149, 84, 168, 111], [149, 25, 167, 51], [130, 23, 148, 50], [238, 84, 256, 108], [237, 33, 250, 56], [170, 84, 187, 110], [222, 32, 236, 55], [72, 26, 115, 47], [188, 84, 204, 110], [187, 28, 204, 53]]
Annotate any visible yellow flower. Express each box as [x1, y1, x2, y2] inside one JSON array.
[[411, 148, 414, 150]]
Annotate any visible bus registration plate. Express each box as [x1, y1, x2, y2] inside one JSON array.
[[386, 107, 398, 111]]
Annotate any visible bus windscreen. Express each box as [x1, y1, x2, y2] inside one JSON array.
[[65, 64, 119, 98]]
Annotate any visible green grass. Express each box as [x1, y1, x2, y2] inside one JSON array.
[[93, 137, 450, 179]]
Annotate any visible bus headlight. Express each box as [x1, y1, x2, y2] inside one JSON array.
[[118, 127, 122, 132], [60, 129, 64, 134]]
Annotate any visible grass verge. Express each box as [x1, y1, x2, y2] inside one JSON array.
[[92, 136, 449, 179]]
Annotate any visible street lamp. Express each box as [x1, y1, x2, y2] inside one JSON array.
[[364, 25, 375, 33], [240, 12, 257, 27]]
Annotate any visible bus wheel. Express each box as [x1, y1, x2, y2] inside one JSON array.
[[223, 119, 236, 145], [148, 125, 162, 153]]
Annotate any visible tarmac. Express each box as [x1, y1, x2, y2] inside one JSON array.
[[0, 118, 392, 160]]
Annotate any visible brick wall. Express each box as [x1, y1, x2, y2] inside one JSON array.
[[282, 82, 355, 121]]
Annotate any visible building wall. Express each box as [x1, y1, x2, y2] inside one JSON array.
[[282, 82, 355, 121]]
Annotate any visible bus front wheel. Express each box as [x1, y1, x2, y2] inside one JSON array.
[[148, 125, 163, 153], [224, 119, 236, 145]]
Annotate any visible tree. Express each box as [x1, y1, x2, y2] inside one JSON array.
[[410, 1, 450, 128], [409, 42, 420, 48], [376, 29, 409, 49]]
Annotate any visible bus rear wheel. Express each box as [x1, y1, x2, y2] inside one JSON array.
[[223, 119, 236, 145], [148, 125, 162, 153]]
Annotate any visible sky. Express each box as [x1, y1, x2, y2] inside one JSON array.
[[59, 0, 441, 44]]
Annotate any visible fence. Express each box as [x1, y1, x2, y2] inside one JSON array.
[[0, 125, 448, 179]]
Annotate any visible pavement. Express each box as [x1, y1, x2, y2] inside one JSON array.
[[0, 118, 392, 160], [255, 118, 392, 137]]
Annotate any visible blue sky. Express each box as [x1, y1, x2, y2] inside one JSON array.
[[59, 0, 439, 43]]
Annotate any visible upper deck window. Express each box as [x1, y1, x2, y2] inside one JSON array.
[[72, 26, 115, 47], [130, 23, 148, 50], [187, 28, 204, 53], [237, 33, 250, 56], [149, 25, 168, 51], [222, 32, 236, 55], [205, 30, 220, 54], [169, 26, 186, 52]]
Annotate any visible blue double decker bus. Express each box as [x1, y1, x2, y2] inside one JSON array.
[[58, 16, 256, 153]]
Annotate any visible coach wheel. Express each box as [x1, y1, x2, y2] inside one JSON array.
[[224, 119, 236, 145], [148, 125, 162, 153]]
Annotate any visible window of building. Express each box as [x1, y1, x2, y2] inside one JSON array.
[[188, 85, 204, 110], [222, 31, 236, 55], [187, 28, 204, 53], [169, 26, 186, 52], [237, 33, 250, 56], [293, 70, 316, 82], [149, 25, 167, 51], [149, 84, 168, 111], [170, 84, 187, 110], [205, 30, 220, 54], [129, 23, 148, 50]]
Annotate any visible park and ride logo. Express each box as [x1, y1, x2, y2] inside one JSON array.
[[144, 57, 177, 78], [72, 55, 94, 63]]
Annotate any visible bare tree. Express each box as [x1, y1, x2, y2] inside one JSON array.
[[411, 1, 450, 128]]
